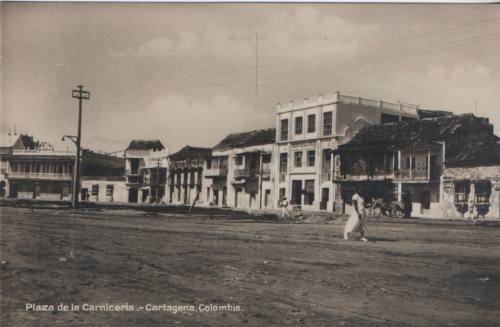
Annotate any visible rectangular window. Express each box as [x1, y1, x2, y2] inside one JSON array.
[[130, 159, 140, 174], [279, 153, 288, 173], [106, 184, 114, 196], [304, 180, 315, 205], [322, 149, 331, 168], [91, 184, 99, 196], [307, 150, 315, 167], [323, 112, 333, 136], [280, 119, 289, 141], [307, 114, 316, 133], [206, 159, 212, 169], [262, 154, 271, 164], [294, 151, 303, 168], [235, 155, 243, 166], [475, 180, 492, 204], [295, 116, 303, 135]]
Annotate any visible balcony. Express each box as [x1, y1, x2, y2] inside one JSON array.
[[395, 166, 442, 181], [234, 167, 256, 179], [124, 169, 140, 176], [261, 167, 271, 179], [205, 167, 228, 177], [334, 173, 393, 182], [125, 175, 140, 185], [7, 172, 73, 181]]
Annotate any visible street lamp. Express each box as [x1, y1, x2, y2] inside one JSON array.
[[62, 135, 79, 208], [63, 85, 90, 209]]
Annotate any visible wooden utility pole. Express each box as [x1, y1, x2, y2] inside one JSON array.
[[70, 85, 90, 209]]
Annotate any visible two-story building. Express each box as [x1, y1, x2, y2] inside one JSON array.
[[333, 114, 499, 218], [206, 129, 275, 210], [275, 91, 421, 211], [80, 150, 127, 203], [124, 140, 168, 203], [2, 135, 75, 200], [167, 145, 212, 206]]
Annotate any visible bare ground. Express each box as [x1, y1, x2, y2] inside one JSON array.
[[1, 206, 499, 327]]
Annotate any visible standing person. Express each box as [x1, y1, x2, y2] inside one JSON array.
[[402, 193, 412, 218], [343, 187, 368, 241], [280, 196, 292, 219]]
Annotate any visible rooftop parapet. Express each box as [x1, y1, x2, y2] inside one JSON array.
[[276, 91, 420, 116], [11, 149, 75, 156]]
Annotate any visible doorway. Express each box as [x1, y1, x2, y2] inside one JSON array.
[[291, 180, 302, 205], [421, 190, 431, 210], [142, 189, 149, 203], [184, 187, 189, 205], [9, 183, 18, 198], [235, 187, 242, 207], [264, 189, 271, 208], [222, 187, 227, 206], [81, 188, 88, 201], [213, 189, 219, 206], [128, 188, 138, 203], [320, 188, 329, 210]]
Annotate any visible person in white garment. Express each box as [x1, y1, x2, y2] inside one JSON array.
[[344, 187, 368, 241], [280, 197, 292, 219]]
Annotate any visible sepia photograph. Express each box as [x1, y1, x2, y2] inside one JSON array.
[[1, 1, 500, 326]]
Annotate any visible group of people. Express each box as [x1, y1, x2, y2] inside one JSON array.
[[279, 186, 369, 242]]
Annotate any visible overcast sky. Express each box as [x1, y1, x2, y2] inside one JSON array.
[[2, 3, 499, 154]]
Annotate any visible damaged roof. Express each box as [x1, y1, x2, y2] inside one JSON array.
[[81, 150, 125, 177], [446, 140, 500, 167], [337, 114, 500, 166], [126, 139, 165, 151], [169, 145, 212, 162], [214, 128, 276, 150], [417, 109, 454, 119]]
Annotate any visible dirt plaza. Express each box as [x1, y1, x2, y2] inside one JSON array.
[[1, 206, 499, 326]]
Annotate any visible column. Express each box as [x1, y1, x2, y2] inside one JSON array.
[[427, 150, 431, 180], [409, 151, 413, 179], [398, 151, 401, 175], [468, 182, 475, 219]]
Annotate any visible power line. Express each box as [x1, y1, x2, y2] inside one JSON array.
[[83, 16, 500, 96], [257, 15, 500, 69], [87, 31, 500, 98]]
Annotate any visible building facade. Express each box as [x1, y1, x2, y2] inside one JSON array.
[[333, 114, 499, 218], [124, 140, 168, 203], [440, 140, 500, 219], [4, 146, 75, 200], [275, 91, 420, 211], [79, 150, 126, 203], [206, 129, 275, 210], [81, 176, 128, 203], [167, 145, 212, 206]]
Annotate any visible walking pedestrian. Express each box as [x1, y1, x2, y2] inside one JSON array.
[[280, 196, 292, 219], [343, 187, 368, 241]]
